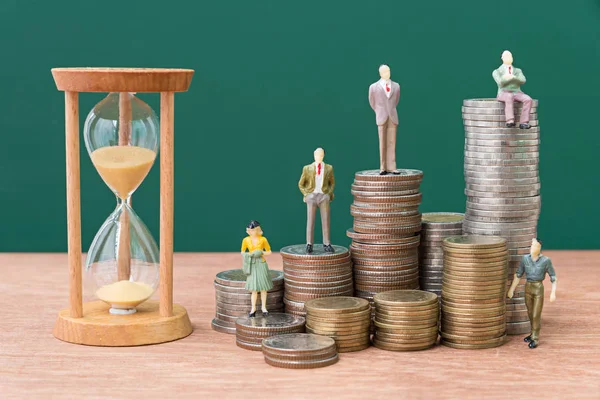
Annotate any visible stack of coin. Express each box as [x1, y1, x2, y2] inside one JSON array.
[[373, 290, 439, 351], [462, 98, 540, 335], [304, 296, 371, 352], [440, 235, 508, 349], [235, 313, 306, 350], [419, 213, 465, 297], [347, 169, 423, 322], [261, 333, 339, 369], [211, 269, 285, 334], [280, 245, 353, 316]]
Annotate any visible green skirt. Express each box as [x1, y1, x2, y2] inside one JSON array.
[[245, 258, 273, 292]]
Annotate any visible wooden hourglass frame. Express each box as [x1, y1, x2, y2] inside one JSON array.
[[51, 68, 194, 346]]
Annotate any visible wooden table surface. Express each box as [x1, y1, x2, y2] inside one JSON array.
[[1, 251, 599, 399]]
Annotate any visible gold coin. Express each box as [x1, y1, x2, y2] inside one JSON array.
[[307, 308, 371, 322], [337, 343, 371, 353], [263, 354, 340, 369], [307, 319, 371, 329], [373, 289, 438, 307], [375, 320, 437, 330], [441, 248, 508, 259], [373, 339, 435, 351], [304, 296, 370, 313], [373, 335, 437, 345], [375, 315, 439, 326], [443, 235, 507, 249], [440, 338, 505, 350], [440, 328, 506, 339], [375, 329, 438, 340], [443, 261, 507, 269], [305, 325, 369, 336], [375, 303, 439, 313]]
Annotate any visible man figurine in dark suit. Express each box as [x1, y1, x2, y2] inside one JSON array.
[[368, 64, 401, 175]]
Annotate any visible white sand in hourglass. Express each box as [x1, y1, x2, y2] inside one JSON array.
[[96, 280, 154, 310], [91, 146, 156, 199]]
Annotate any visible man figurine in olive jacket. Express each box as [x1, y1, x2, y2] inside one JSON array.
[[298, 148, 335, 253], [507, 238, 557, 349], [492, 50, 533, 129]]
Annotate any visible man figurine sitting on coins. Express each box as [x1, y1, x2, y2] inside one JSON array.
[[298, 148, 335, 254], [368, 64, 401, 175], [492, 50, 533, 129], [507, 238, 557, 349]]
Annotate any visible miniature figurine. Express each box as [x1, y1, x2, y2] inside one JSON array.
[[507, 238, 557, 349], [368, 64, 401, 175], [241, 220, 273, 317], [298, 148, 335, 254], [492, 50, 533, 129]]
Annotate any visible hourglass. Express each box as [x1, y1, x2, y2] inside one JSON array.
[[51, 68, 194, 346]]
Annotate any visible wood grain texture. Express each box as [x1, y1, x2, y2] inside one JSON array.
[[51, 68, 194, 92], [159, 92, 175, 317], [0, 252, 598, 399], [53, 301, 192, 346], [64, 91, 82, 318]]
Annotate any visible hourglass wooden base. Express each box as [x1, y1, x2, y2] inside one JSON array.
[[53, 301, 192, 346]]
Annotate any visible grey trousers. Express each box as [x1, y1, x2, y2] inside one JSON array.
[[306, 193, 331, 245], [378, 118, 398, 172]]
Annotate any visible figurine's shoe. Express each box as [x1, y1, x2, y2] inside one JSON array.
[[506, 122, 516, 128], [323, 244, 335, 253], [262, 311, 269, 317], [248, 311, 257, 318], [528, 340, 538, 349], [306, 244, 313, 254], [391, 170, 402, 175], [519, 123, 531, 129], [523, 335, 532, 343], [379, 170, 389, 175]]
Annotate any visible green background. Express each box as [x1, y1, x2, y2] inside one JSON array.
[[0, 0, 598, 252]]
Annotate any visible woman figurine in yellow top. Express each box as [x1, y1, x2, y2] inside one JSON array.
[[241, 220, 273, 317]]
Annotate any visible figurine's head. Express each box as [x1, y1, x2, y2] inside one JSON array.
[[379, 64, 391, 80], [246, 220, 263, 237], [530, 238, 542, 257], [314, 148, 325, 163], [501, 50, 513, 65]]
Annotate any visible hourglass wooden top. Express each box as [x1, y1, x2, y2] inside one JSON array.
[[52, 68, 194, 92]]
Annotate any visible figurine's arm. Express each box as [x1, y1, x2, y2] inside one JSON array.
[[493, 69, 514, 87], [492, 69, 502, 86], [262, 237, 272, 256], [329, 166, 335, 201], [368, 85, 376, 111], [298, 167, 309, 197], [241, 238, 248, 254], [514, 69, 526, 84], [547, 259, 557, 302], [395, 84, 400, 107], [507, 257, 525, 298]]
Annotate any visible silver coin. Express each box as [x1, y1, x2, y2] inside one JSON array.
[[464, 214, 539, 223], [466, 195, 541, 205], [280, 244, 349, 258], [462, 106, 537, 115], [215, 282, 283, 294], [465, 177, 540, 186], [462, 227, 537, 237], [216, 269, 284, 287], [465, 138, 540, 147], [464, 157, 539, 166], [463, 113, 538, 122], [464, 164, 540, 173], [464, 171, 539, 180], [464, 151, 539, 160], [236, 313, 306, 330], [464, 145, 539, 154], [465, 132, 540, 141], [464, 126, 540, 134], [463, 98, 539, 108], [351, 188, 421, 197], [355, 169, 424, 180], [466, 182, 540, 192], [464, 120, 539, 128], [465, 189, 540, 198], [463, 219, 538, 229], [465, 208, 539, 218]]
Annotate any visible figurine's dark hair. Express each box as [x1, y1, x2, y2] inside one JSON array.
[[535, 238, 542, 246], [247, 220, 261, 229]]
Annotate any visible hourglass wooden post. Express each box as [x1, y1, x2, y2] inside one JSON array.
[[51, 68, 194, 346]]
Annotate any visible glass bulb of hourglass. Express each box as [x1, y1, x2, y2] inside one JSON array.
[[83, 92, 160, 315]]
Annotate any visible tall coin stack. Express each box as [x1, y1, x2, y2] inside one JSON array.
[[440, 236, 508, 349], [305, 297, 371, 352], [235, 313, 306, 351], [419, 213, 465, 297], [212, 269, 285, 334], [280, 245, 354, 316], [373, 290, 439, 351], [462, 98, 540, 335], [347, 169, 423, 323]]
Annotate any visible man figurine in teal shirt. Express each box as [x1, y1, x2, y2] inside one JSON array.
[[492, 50, 533, 129], [507, 238, 557, 349]]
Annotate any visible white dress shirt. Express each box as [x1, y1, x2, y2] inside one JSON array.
[[379, 79, 392, 98], [314, 162, 324, 194]]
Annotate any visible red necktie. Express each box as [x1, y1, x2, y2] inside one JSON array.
[[317, 164, 321, 175], [386, 83, 390, 92], [508, 66, 512, 74]]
